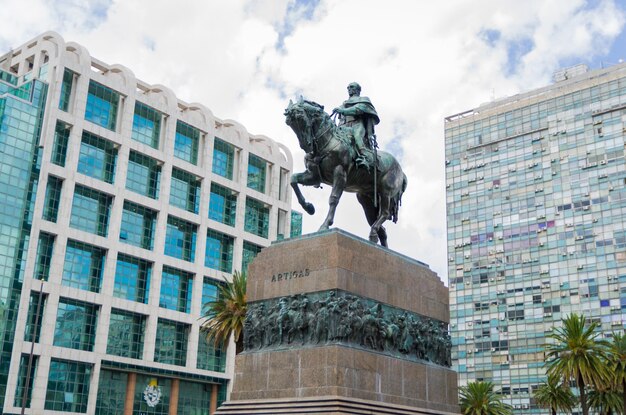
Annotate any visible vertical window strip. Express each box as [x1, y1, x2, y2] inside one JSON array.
[[247, 153, 267, 193], [42, 175, 62, 222], [34, 232, 55, 281], [290, 211, 303, 238], [170, 168, 200, 213], [58, 68, 74, 111], [212, 138, 234, 179], [132, 102, 161, 148], [14, 354, 38, 408], [51, 121, 70, 166], [244, 197, 270, 238], [24, 292, 46, 343], [209, 183, 237, 226], [205, 229, 234, 272], [174, 121, 200, 164]]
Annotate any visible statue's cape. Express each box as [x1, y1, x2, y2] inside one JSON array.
[[343, 96, 380, 124]]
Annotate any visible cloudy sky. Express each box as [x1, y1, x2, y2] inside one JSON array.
[[1, 0, 625, 280]]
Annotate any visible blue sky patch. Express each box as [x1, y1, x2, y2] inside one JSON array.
[[480, 29, 501, 47], [276, 0, 321, 50], [504, 37, 534, 75]]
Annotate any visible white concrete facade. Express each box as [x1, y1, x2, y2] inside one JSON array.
[[0, 31, 295, 414]]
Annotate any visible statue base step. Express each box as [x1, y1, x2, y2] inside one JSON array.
[[216, 395, 458, 415]]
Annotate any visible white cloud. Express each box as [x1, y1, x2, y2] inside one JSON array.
[[1, 0, 624, 280]]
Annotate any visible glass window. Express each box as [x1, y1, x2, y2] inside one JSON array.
[[95, 370, 127, 414], [277, 209, 287, 240], [205, 229, 234, 272], [178, 381, 212, 413], [201, 277, 220, 315], [131, 102, 161, 148], [77, 131, 117, 183], [113, 254, 151, 303], [159, 266, 193, 313], [279, 167, 289, 201], [247, 153, 267, 193], [62, 240, 105, 292], [34, 232, 54, 281], [164, 216, 197, 262], [212, 138, 234, 179], [24, 292, 46, 343], [170, 167, 200, 213], [14, 354, 38, 408], [120, 201, 157, 250], [242, 241, 263, 272], [39, 62, 49, 80], [70, 185, 112, 236], [53, 298, 98, 351], [45, 359, 92, 413], [106, 309, 145, 359], [174, 121, 200, 164], [51, 121, 70, 166], [154, 318, 189, 366], [209, 183, 237, 226], [290, 211, 303, 238], [126, 150, 160, 199], [197, 332, 226, 372], [85, 80, 119, 130], [245, 197, 270, 238], [58, 68, 74, 111], [42, 175, 62, 222]]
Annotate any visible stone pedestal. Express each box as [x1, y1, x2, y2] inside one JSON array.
[[216, 229, 459, 415]]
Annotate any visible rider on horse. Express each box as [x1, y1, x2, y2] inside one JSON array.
[[332, 82, 380, 169]]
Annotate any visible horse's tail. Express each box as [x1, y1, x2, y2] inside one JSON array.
[[390, 173, 407, 223]]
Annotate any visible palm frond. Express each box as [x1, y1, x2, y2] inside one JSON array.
[[200, 271, 247, 354], [459, 381, 512, 415], [533, 374, 576, 414]]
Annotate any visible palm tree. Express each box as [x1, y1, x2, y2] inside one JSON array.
[[459, 381, 512, 415], [587, 387, 623, 415], [533, 374, 576, 415], [546, 313, 611, 415], [200, 271, 247, 354], [607, 331, 626, 415]]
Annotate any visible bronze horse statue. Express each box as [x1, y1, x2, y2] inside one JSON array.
[[285, 98, 407, 247]]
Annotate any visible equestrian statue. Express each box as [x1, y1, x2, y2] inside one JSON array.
[[284, 83, 407, 247]]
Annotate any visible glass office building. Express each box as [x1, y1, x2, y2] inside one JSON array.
[[0, 32, 301, 414], [445, 63, 626, 412]]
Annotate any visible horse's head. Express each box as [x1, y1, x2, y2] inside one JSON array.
[[284, 97, 329, 152]]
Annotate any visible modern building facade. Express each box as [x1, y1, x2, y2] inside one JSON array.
[[445, 63, 626, 412], [0, 32, 300, 414]]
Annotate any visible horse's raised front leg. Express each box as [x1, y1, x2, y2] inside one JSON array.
[[320, 165, 347, 230], [291, 171, 320, 215]]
